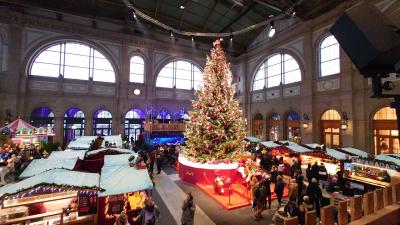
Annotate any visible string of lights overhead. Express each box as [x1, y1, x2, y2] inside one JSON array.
[[121, 0, 303, 40]]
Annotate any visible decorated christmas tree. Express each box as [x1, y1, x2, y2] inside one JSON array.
[[184, 40, 247, 163]]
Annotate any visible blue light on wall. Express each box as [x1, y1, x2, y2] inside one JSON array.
[[150, 136, 184, 145]]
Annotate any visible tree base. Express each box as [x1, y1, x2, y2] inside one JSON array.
[[178, 156, 239, 184]]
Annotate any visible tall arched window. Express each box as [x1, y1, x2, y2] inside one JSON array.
[[30, 107, 55, 134], [373, 107, 399, 154], [30, 41, 115, 82], [93, 109, 112, 136], [64, 108, 85, 144], [285, 112, 300, 143], [130, 56, 144, 83], [320, 35, 340, 77], [156, 109, 171, 123], [268, 113, 280, 141], [156, 60, 203, 90], [321, 109, 341, 148], [125, 109, 145, 142], [252, 53, 301, 91], [253, 113, 264, 140]]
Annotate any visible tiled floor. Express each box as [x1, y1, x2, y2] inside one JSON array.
[[153, 167, 283, 225]]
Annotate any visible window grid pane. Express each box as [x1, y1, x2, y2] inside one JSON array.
[[320, 35, 340, 77], [156, 60, 202, 90], [30, 41, 115, 83], [130, 56, 145, 83]]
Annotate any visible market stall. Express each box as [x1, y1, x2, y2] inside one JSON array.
[[343, 156, 400, 194], [101, 135, 123, 148], [97, 154, 152, 225], [244, 136, 261, 143], [302, 144, 351, 176], [85, 148, 134, 160], [0, 169, 100, 225], [67, 136, 97, 150]]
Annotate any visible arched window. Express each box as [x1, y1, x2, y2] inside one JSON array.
[[30, 107, 55, 134], [320, 35, 340, 77], [253, 113, 264, 140], [321, 109, 341, 148], [156, 60, 203, 90], [373, 107, 399, 154], [30, 41, 115, 82], [125, 109, 145, 142], [156, 109, 171, 123], [252, 53, 301, 91], [130, 56, 144, 83], [181, 113, 190, 121], [64, 108, 85, 144], [285, 112, 300, 143], [268, 113, 280, 141], [93, 109, 112, 136]]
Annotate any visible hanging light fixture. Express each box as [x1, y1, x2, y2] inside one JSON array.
[[268, 21, 276, 38]]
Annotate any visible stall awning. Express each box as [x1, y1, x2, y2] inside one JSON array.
[[86, 148, 134, 156], [67, 136, 97, 149], [2, 118, 37, 133], [19, 158, 78, 178], [99, 166, 153, 197], [0, 169, 100, 197], [102, 135, 123, 148], [280, 141, 312, 153], [326, 148, 351, 160], [375, 154, 400, 166], [260, 141, 280, 148], [48, 150, 87, 160], [340, 147, 369, 158], [103, 154, 137, 167], [245, 136, 261, 143]]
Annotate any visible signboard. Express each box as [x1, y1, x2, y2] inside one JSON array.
[[107, 195, 125, 215], [3, 191, 77, 208]]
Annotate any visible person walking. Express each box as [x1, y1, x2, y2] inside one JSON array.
[[133, 198, 160, 225], [274, 175, 285, 209], [288, 179, 298, 202], [263, 174, 272, 209], [181, 192, 196, 225], [155, 147, 164, 174], [254, 181, 267, 220], [306, 178, 322, 218]]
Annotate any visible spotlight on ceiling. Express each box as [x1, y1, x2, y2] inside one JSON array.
[[230, 34, 233, 41], [268, 21, 276, 38], [170, 31, 174, 37], [133, 12, 137, 19], [220, 37, 223, 41], [292, 11, 296, 16], [180, 5, 185, 9]]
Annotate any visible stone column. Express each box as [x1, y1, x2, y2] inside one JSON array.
[[53, 116, 64, 145]]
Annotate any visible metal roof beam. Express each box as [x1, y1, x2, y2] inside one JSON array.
[[220, 1, 257, 32]]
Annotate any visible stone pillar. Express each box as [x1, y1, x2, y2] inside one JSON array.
[[53, 116, 64, 145], [85, 116, 92, 136], [321, 205, 334, 225], [375, 189, 384, 211], [305, 210, 317, 225], [363, 191, 374, 215], [338, 201, 348, 225], [384, 186, 393, 206], [350, 195, 363, 221]]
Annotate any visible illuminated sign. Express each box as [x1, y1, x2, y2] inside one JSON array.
[[3, 191, 77, 208]]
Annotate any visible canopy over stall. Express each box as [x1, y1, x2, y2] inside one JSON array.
[[375, 154, 400, 167], [99, 166, 153, 197], [245, 136, 261, 143], [260, 141, 280, 148], [1, 118, 54, 145], [103, 154, 137, 167], [0, 169, 100, 197], [19, 158, 78, 178], [279, 141, 312, 153], [339, 147, 369, 158], [48, 150, 87, 160], [67, 136, 97, 149]]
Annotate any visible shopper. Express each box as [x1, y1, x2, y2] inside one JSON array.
[[262, 174, 272, 209], [114, 211, 129, 225], [181, 192, 196, 225], [133, 198, 160, 225], [288, 179, 298, 202], [274, 175, 285, 209], [306, 178, 322, 218]]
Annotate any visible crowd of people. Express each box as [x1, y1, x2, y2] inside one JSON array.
[[0, 143, 50, 184]]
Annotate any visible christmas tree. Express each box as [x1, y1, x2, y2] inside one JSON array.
[[184, 40, 247, 163]]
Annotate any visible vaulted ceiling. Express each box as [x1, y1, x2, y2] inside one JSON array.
[[0, 0, 344, 55]]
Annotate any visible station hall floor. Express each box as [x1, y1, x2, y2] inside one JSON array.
[[152, 166, 283, 225]]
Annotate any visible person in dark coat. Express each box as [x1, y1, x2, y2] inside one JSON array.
[[181, 192, 196, 225], [263, 174, 272, 209], [274, 175, 285, 208], [296, 175, 307, 205], [311, 162, 320, 181], [254, 181, 267, 220], [306, 163, 313, 182], [306, 178, 323, 218]]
